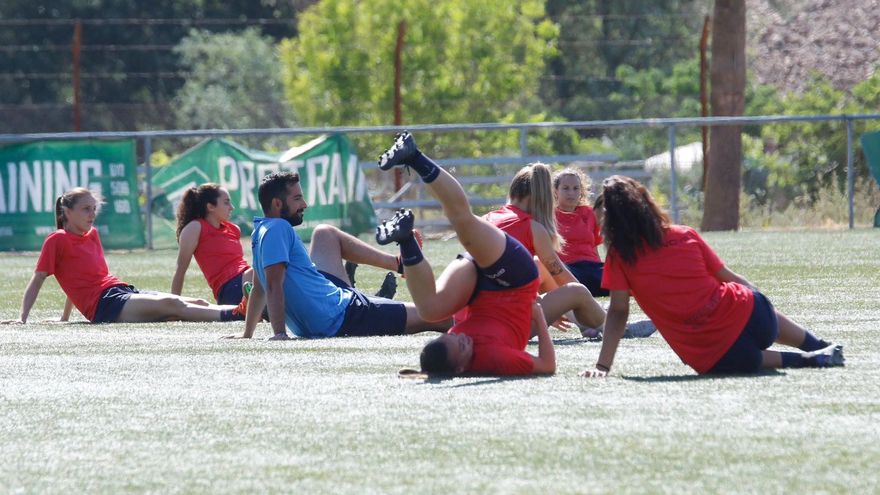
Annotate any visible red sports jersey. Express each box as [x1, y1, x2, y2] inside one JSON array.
[[601, 225, 754, 373], [193, 219, 250, 299], [451, 278, 539, 376], [483, 204, 535, 255], [35, 228, 126, 321], [555, 205, 602, 264]]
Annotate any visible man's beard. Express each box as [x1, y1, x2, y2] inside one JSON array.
[[280, 203, 304, 226]]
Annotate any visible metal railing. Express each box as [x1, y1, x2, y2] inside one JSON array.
[[2, 113, 879, 247]]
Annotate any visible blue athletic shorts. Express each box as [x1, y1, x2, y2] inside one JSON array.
[[566, 260, 609, 297], [459, 233, 538, 292], [92, 284, 138, 323], [216, 272, 245, 305], [318, 270, 408, 337], [706, 290, 779, 374]]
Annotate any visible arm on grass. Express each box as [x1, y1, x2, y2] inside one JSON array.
[[171, 221, 201, 296], [580, 290, 629, 378], [530, 302, 556, 374], [715, 266, 756, 291], [60, 297, 73, 322], [2, 272, 49, 324], [263, 263, 289, 340]]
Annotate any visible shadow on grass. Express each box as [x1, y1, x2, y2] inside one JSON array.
[[399, 370, 554, 387], [620, 369, 786, 383]]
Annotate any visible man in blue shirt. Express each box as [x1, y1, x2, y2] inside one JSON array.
[[232, 171, 445, 340]]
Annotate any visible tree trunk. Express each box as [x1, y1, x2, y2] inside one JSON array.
[[701, 0, 746, 231]]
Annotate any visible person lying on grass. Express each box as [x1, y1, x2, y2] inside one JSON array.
[[580, 176, 844, 377], [1, 187, 246, 325], [376, 132, 555, 376], [225, 171, 447, 340]]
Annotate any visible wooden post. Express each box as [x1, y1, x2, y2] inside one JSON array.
[[699, 15, 711, 190], [72, 19, 82, 132], [393, 20, 407, 192]]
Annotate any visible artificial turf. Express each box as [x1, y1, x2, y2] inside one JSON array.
[[1, 230, 878, 493]]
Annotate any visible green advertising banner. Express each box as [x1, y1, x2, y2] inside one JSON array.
[[0, 139, 144, 251], [150, 134, 376, 248]]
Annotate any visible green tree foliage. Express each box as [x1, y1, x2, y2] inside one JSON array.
[[173, 28, 294, 134], [542, 0, 708, 121], [279, 0, 559, 155], [0, 0, 308, 132]]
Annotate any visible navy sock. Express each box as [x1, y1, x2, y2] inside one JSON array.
[[798, 332, 829, 352], [410, 153, 440, 183], [399, 235, 424, 266], [220, 309, 244, 322], [780, 352, 805, 368]]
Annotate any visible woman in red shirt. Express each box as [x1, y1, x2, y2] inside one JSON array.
[[376, 132, 556, 376], [553, 167, 608, 297], [581, 176, 844, 377], [2, 188, 246, 325], [481, 163, 607, 336], [172, 184, 253, 305]]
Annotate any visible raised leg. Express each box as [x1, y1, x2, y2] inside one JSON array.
[[309, 224, 399, 284]]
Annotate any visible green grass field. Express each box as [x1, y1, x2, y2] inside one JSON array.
[[1, 230, 879, 493]]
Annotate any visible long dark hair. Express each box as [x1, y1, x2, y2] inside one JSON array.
[[176, 183, 222, 241], [55, 188, 99, 229], [601, 175, 671, 264]]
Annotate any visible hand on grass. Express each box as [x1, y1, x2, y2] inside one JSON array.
[[578, 367, 608, 378], [551, 314, 574, 332], [266, 333, 291, 341], [0, 319, 25, 325], [220, 334, 250, 340]]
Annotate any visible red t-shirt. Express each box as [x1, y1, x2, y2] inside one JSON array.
[[555, 205, 602, 264], [601, 225, 754, 373], [451, 278, 539, 376], [193, 219, 250, 299], [483, 204, 535, 255], [35, 228, 126, 321]]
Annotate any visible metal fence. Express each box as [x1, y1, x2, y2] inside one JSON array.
[[2, 113, 879, 248]]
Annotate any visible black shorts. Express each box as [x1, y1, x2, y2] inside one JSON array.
[[706, 291, 779, 374], [216, 272, 245, 305], [319, 270, 408, 337], [92, 284, 138, 323], [458, 233, 539, 292], [566, 260, 609, 297]]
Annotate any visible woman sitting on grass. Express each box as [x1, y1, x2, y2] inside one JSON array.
[[377, 132, 555, 376], [171, 183, 253, 305], [553, 167, 608, 298], [1, 188, 246, 325], [581, 176, 844, 377]]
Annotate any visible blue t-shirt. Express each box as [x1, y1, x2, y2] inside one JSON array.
[[251, 217, 352, 337]]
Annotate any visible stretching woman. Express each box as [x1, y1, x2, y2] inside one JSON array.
[[2, 188, 245, 325], [172, 184, 253, 305], [377, 133, 555, 376], [581, 176, 844, 377]]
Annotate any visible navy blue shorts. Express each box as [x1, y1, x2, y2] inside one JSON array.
[[459, 233, 538, 292], [566, 260, 609, 297], [216, 272, 245, 305], [707, 291, 779, 374], [319, 270, 408, 337], [92, 284, 138, 323]]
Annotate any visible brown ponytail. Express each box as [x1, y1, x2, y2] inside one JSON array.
[[176, 183, 222, 241], [55, 188, 99, 229], [509, 163, 562, 250]]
